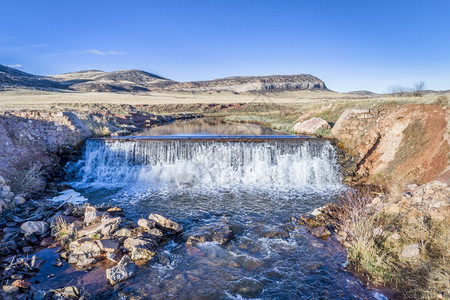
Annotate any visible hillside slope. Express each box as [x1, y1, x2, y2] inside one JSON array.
[[0, 64, 328, 93], [0, 65, 65, 90]]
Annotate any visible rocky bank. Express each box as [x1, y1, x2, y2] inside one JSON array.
[[0, 108, 202, 198]]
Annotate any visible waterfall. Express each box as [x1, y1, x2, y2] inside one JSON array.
[[70, 138, 342, 189]]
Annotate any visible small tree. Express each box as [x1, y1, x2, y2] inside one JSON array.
[[412, 81, 426, 97], [388, 85, 408, 97]]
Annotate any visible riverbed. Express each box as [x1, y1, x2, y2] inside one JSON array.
[[45, 118, 384, 299]]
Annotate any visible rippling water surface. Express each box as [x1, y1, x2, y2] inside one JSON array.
[[63, 118, 382, 299]]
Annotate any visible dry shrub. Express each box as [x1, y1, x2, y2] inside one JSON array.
[[9, 164, 46, 194], [434, 95, 449, 106], [336, 189, 450, 299], [336, 190, 398, 284], [51, 216, 69, 238]]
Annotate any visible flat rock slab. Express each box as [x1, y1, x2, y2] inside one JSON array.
[[20, 221, 49, 235], [106, 255, 136, 285], [148, 213, 183, 233], [96, 239, 119, 253]]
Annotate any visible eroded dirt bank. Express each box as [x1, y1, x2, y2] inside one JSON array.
[[331, 104, 449, 186]]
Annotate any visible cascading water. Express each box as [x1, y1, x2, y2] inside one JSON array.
[[72, 138, 342, 190], [59, 121, 383, 299]]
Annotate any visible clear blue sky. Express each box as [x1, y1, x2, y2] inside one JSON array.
[[1, 0, 449, 92]]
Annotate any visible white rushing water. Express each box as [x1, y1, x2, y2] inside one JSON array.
[[71, 138, 342, 190]]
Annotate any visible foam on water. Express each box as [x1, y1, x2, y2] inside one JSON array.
[[70, 138, 342, 190], [61, 134, 389, 299]]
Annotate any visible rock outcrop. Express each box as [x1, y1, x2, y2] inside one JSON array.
[[0, 111, 92, 195], [332, 105, 449, 184], [292, 117, 330, 134], [166, 74, 327, 93]]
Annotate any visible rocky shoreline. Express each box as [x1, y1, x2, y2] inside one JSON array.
[[0, 175, 240, 299], [293, 179, 450, 299]]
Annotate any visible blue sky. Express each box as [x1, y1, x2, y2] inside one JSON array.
[[1, 0, 449, 92]]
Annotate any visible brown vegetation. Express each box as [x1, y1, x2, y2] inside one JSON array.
[[336, 185, 450, 299]]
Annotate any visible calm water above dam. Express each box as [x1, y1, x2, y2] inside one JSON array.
[[62, 118, 384, 299]]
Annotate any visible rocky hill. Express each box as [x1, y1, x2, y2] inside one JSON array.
[[0, 64, 328, 93], [166, 74, 326, 93], [0, 65, 65, 91], [49, 69, 175, 92]]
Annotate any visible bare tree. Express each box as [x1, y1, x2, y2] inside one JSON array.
[[412, 81, 426, 97], [387, 81, 426, 97], [388, 84, 408, 97]]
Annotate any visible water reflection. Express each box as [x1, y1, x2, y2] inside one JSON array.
[[134, 117, 290, 136]]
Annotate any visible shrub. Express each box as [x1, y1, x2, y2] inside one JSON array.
[[336, 188, 450, 299], [434, 95, 449, 106], [9, 164, 46, 195]]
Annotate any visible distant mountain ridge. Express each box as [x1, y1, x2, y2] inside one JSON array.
[[0, 64, 327, 93], [0, 64, 65, 90]]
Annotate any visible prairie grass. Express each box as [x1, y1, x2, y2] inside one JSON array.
[[9, 164, 46, 194], [337, 189, 450, 299], [52, 216, 69, 238], [81, 117, 112, 136]]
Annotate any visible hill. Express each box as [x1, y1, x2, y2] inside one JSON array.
[[0, 65, 65, 91], [0, 64, 327, 93]]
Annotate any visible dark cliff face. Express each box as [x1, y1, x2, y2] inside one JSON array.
[[0, 64, 327, 93]]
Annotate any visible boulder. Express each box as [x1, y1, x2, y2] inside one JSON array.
[[68, 240, 102, 263], [293, 117, 330, 134], [137, 228, 163, 243], [14, 196, 26, 205], [84, 206, 108, 226], [62, 286, 80, 298], [20, 221, 49, 235], [260, 229, 289, 239], [114, 228, 133, 237], [137, 218, 156, 231], [107, 207, 123, 213], [186, 234, 212, 246], [22, 246, 34, 254], [24, 233, 39, 245], [76, 257, 96, 268], [131, 245, 156, 261], [212, 226, 235, 244], [148, 213, 183, 233], [310, 226, 331, 240], [96, 239, 119, 253], [401, 244, 420, 259], [77, 217, 121, 237], [2, 285, 19, 294], [123, 238, 155, 251], [12, 279, 31, 289], [228, 278, 263, 298], [106, 255, 136, 285], [30, 255, 45, 270]]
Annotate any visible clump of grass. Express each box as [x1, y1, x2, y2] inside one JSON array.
[[90, 233, 101, 240], [52, 216, 78, 245], [83, 120, 112, 136], [335, 189, 396, 284], [224, 115, 294, 133], [434, 95, 449, 106], [336, 189, 450, 299], [52, 216, 69, 238], [9, 164, 46, 195], [315, 128, 332, 137]]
